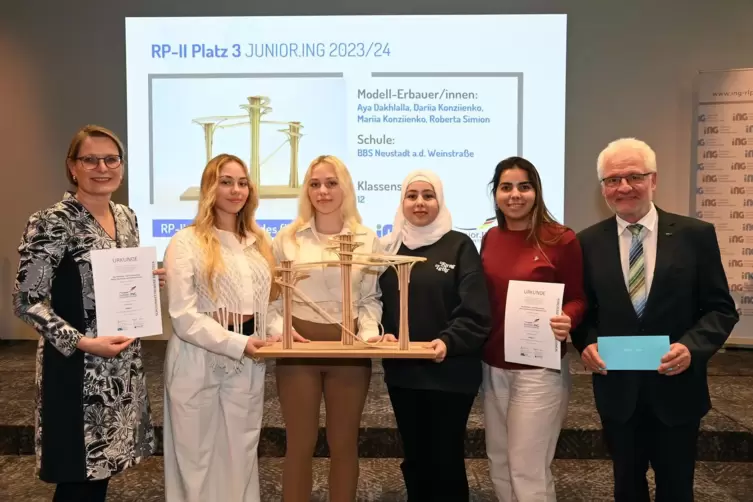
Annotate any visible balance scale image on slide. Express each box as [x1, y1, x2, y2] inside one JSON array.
[[179, 95, 303, 201], [255, 233, 436, 359]]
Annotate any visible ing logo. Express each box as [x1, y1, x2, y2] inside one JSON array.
[[375, 224, 393, 238]]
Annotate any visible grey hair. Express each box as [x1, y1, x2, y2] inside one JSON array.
[[596, 137, 657, 179]]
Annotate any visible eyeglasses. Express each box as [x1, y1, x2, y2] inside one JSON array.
[[74, 155, 122, 170], [600, 172, 653, 188]]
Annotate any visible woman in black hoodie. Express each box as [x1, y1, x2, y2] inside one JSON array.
[[373, 169, 491, 501]]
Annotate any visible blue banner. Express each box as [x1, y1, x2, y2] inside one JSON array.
[[152, 219, 294, 238]]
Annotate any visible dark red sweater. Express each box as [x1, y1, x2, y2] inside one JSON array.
[[480, 224, 587, 370]]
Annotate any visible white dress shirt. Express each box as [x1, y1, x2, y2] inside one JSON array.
[[616, 202, 658, 296], [268, 219, 383, 341]]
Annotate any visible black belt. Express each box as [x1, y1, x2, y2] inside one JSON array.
[[227, 317, 255, 336]]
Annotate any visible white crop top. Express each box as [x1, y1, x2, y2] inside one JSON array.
[[164, 226, 274, 370]]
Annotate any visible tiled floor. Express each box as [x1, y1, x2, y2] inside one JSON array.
[[1, 341, 752, 460], [1, 455, 751, 501], [1, 340, 752, 500]]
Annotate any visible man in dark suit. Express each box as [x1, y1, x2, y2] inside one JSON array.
[[571, 137, 739, 502]]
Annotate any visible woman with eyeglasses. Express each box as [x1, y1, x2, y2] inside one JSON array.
[[13, 125, 164, 502], [481, 156, 587, 501]]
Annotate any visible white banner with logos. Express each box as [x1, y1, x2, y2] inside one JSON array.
[[693, 68, 753, 346]]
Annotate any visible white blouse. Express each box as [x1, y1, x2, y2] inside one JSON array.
[[267, 219, 383, 341], [164, 226, 273, 370]]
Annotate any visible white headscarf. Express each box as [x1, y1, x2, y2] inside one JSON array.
[[381, 169, 453, 255]]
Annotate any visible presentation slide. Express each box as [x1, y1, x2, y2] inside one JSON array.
[[125, 15, 567, 258]]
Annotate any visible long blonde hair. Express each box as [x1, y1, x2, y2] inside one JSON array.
[[192, 153, 278, 300], [283, 155, 362, 241]]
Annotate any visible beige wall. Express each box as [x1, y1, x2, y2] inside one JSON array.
[[1, 0, 752, 340]]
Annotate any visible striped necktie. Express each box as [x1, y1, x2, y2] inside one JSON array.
[[628, 224, 647, 317]]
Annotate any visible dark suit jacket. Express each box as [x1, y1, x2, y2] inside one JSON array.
[[571, 207, 739, 426]]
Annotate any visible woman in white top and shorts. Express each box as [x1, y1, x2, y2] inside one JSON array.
[[269, 154, 383, 502], [162, 153, 280, 502]]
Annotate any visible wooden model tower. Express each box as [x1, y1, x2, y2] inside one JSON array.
[[257, 234, 432, 359]]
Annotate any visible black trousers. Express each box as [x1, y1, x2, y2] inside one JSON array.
[[387, 385, 476, 502], [53, 478, 109, 502], [601, 396, 700, 502]]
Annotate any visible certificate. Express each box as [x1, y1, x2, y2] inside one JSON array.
[[504, 280, 565, 370], [90, 246, 163, 338]]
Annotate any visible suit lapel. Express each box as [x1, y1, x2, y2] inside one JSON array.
[[644, 208, 677, 316], [601, 217, 637, 316]]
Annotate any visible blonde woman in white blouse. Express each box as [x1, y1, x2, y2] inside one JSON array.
[[268, 154, 382, 502], [162, 154, 282, 502]]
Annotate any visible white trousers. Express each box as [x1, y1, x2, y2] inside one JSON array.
[[163, 336, 266, 502], [482, 356, 571, 502]]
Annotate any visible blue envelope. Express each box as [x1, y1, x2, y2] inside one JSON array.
[[597, 335, 670, 371]]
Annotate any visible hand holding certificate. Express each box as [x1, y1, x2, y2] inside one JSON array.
[[90, 247, 163, 338], [504, 280, 565, 370]]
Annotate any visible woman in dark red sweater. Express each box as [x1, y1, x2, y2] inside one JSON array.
[[480, 156, 587, 501]]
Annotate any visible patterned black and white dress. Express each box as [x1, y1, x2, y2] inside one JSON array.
[[13, 191, 155, 483]]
